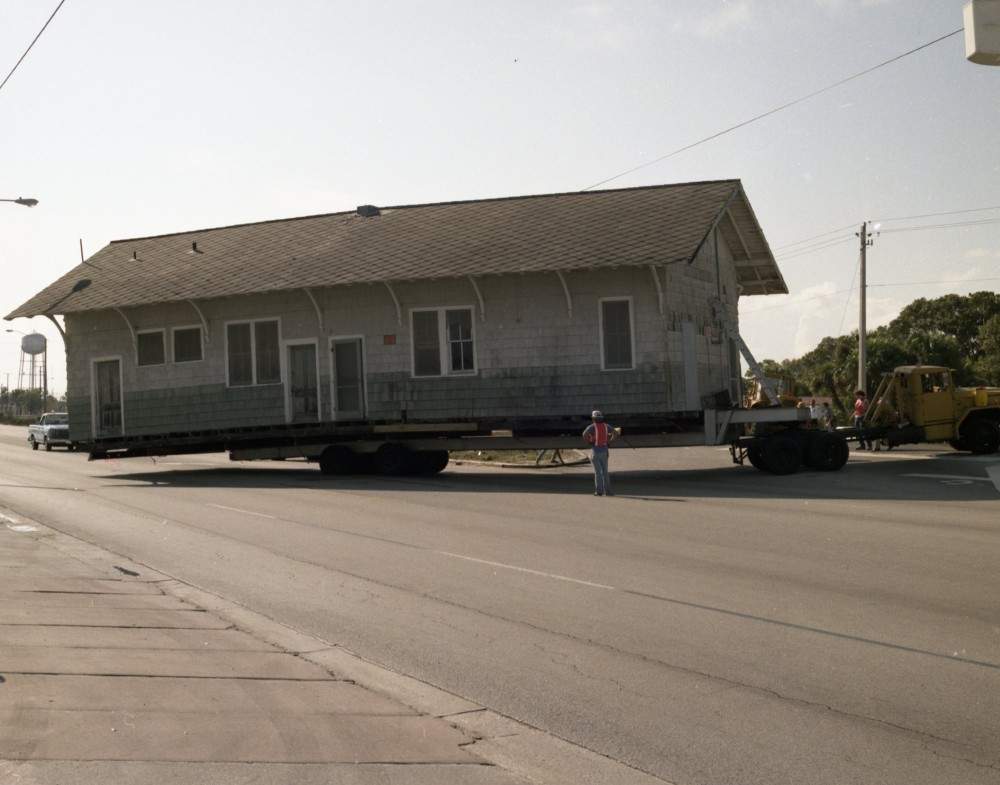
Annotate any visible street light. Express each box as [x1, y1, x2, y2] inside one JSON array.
[[0, 197, 38, 207]]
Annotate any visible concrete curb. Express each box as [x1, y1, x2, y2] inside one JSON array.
[[1, 505, 670, 785]]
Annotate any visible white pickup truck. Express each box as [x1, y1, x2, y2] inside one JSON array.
[[28, 413, 73, 452]]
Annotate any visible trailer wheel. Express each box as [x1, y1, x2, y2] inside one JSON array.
[[319, 446, 354, 475], [746, 444, 768, 472], [410, 450, 449, 476], [805, 432, 849, 471], [762, 435, 801, 475], [964, 420, 1000, 455], [374, 443, 411, 476]]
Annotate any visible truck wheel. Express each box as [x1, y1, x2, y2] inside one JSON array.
[[805, 432, 849, 471], [762, 435, 801, 475], [948, 438, 969, 452], [44, 439, 52, 452], [319, 446, 354, 475], [374, 443, 410, 476], [965, 420, 1000, 455], [411, 450, 449, 476], [30, 437, 38, 451]]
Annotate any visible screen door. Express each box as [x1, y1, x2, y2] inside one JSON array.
[[332, 338, 364, 420], [287, 343, 318, 422], [94, 359, 123, 437]]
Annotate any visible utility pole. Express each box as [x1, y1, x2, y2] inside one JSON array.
[[858, 221, 867, 393]]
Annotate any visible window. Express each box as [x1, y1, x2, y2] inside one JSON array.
[[255, 321, 280, 383], [137, 330, 165, 366], [410, 307, 476, 377], [173, 327, 203, 363], [447, 309, 475, 372], [227, 319, 281, 386], [600, 298, 634, 370]]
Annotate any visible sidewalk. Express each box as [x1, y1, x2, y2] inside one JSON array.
[[0, 510, 520, 785]]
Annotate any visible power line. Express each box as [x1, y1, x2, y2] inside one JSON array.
[[876, 205, 1000, 223], [869, 276, 1000, 288], [775, 235, 855, 262], [0, 0, 69, 96], [837, 254, 861, 335], [772, 223, 858, 252], [740, 286, 855, 317], [581, 28, 963, 191], [880, 217, 1000, 234], [772, 210, 1000, 261]]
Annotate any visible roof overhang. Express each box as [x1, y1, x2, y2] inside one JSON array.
[[714, 185, 787, 296]]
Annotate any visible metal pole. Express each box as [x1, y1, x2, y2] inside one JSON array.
[[858, 221, 868, 394]]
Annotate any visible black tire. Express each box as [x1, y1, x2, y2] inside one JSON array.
[[30, 437, 38, 451], [44, 439, 52, 452], [948, 438, 969, 452], [964, 420, 1000, 455], [761, 435, 801, 475], [746, 444, 768, 472], [805, 432, 849, 471], [374, 443, 411, 476], [410, 450, 449, 476], [319, 445, 354, 475]]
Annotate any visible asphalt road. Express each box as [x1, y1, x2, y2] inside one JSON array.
[[1, 424, 998, 784]]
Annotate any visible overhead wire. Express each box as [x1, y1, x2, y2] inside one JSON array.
[[580, 28, 963, 191], [879, 217, 1000, 234], [0, 0, 69, 96]]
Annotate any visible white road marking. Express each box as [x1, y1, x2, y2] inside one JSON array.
[[988, 465, 1000, 494], [902, 473, 993, 483], [0, 512, 18, 525], [436, 551, 615, 591], [6, 524, 38, 533], [206, 503, 277, 520]]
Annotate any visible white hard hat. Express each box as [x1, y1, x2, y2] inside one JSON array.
[[591, 410, 604, 420]]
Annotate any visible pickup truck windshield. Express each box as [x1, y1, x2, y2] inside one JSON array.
[[42, 415, 69, 425]]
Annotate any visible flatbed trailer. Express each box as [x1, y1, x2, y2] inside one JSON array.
[[83, 404, 847, 476]]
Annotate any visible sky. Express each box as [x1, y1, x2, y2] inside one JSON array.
[[1, 0, 998, 396]]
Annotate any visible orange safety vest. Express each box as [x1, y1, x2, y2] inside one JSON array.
[[589, 422, 610, 448]]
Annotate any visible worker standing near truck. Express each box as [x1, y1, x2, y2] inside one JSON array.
[[854, 390, 870, 450], [583, 410, 618, 496]]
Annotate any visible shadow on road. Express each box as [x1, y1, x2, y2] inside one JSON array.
[[99, 455, 999, 504]]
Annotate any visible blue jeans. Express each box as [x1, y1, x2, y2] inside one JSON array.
[[854, 415, 869, 448], [591, 449, 610, 494]]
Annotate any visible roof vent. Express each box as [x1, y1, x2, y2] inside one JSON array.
[[189, 241, 203, 254], [132, 251, 138, 261], [356, 205, 380, 218]]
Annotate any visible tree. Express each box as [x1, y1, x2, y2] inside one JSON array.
[[974, 314, 1000, 385]]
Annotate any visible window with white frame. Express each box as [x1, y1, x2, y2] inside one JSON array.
[[226, 319, 281, 386], [411, 307, 476, 377], [173, 326, 203, 363], [600, 298, 634, 370], [136, 330, 165, 367]]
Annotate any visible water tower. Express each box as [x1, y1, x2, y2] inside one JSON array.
[[17, 332, 48, 405]]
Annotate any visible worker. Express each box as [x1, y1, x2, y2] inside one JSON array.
[[582, 410, 618, 496], [808, 398, 821, 423], [853, 390, 870, 450], [821, 402, 835, 432]]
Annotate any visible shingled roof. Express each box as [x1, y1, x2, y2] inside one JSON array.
[[6, 179, 786, 319]]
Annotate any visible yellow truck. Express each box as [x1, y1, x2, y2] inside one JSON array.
[[863, 365, 1000, 454]]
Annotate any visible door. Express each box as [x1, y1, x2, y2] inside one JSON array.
[[332, 338, 365, 420], [94, 359, 122, 437], [287, 343, 319, 422], [913, 369, 955, 441]]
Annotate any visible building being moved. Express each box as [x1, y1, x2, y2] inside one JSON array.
[[6, 180, 787, 470]]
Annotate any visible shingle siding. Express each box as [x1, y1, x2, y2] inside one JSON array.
[[64, 240, 743, 441]]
